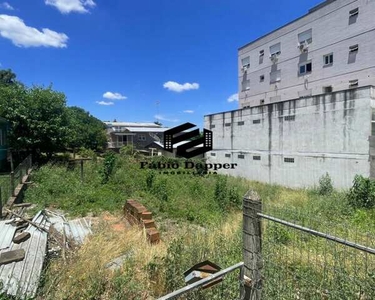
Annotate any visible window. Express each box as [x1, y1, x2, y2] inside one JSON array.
[[284, 158, 295, 163], [299, 61, 312, 75], [270, 43, 281, 56], [284, 115, 295, 121], [349, 79, 359, 88], [210, 125, 216, 129], [138, 134, 146, 141], [238, 121, 245, 126], [241, 56, 250, 68], [349, 44, 359, 53], [211, 153, 216, 157], [253, 156, 261, 161], [238, 154, 245, 159], [242, 79, 250, 91], [225, 154, 231, 158], [298, 29, 312, 45], [323, 86, 333, 93], [350, 8, 359, 17], [324, 53, 333, 66], [259, 50, 264, 64], [225, 123, 231, 127], [260, 75, 265, 82], [349, 8, 359, 24], [253, 119, 261, 124], [270, 70, 281, 83]]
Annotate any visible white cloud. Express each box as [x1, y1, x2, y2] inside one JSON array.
[[45, 0, 96, 14], [96, 101, 114, 106], [183, 110, 194, 114], [103, 91, 127, 100], [227, 93, 239, 103], [0, 15, 68, 48], [154, 114, 179, 123], [163, 81, 199, 93], [0, 2, 14, 10]]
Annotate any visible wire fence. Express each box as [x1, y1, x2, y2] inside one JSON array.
[[244, 192, 375, 300], [0, 154, 32, 204]]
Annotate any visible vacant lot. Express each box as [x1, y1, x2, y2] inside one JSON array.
[[15, 153, 375, 299]]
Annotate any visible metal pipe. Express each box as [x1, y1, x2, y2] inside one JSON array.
[[257, 213, 375, 255], [157, 262, 244, 300]]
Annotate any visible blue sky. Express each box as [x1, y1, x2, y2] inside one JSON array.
[[0, 0, 322, 127]]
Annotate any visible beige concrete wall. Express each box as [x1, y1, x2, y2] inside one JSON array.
[[205, 86, 374, 189]]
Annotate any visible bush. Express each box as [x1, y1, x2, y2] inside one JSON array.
[[318, 172, 333, 195], [347, 175, 375, 209], [100, 152, 117, 184]]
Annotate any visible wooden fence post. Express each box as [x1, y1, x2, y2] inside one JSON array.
[[10, 171, 15, 197], [0, 186, 2, 219], [243, 190, 263, 300]]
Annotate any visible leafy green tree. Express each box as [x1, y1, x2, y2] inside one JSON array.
[[0, 69, 17, 86], [0, 84, 69, 158], [66, 106, 107, 151]]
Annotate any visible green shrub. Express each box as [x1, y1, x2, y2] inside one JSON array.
[[214, 176, 228, 210], [347, 175, 375, 209], [318, 172, 333, 195], [100, 152, 117, 184]]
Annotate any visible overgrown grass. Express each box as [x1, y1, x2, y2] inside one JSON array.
[[20, 153, 375, 299]]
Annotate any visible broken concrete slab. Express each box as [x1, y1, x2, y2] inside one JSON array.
[[13, 232, 31, 244], [0, 249, 25, 265]]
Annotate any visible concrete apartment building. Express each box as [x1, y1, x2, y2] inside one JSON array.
[[205, 0, 375, 189]]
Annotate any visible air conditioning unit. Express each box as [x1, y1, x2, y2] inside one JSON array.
[[242, 65, 248, 72], [270, 54, 278, 63], [298, 41, 309, 53]]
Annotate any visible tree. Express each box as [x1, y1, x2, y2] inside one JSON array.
[[0, 84, 70, 158], [66, 106, 107, 151], [0, 69, 17, 86]]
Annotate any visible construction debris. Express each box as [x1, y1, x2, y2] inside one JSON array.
[[0, 210, 50, 299], [0, 208, 95, 299], [12, 232, 31, 244], [0, 249, 25, 266], [124, 199, 161, 244], [46, 210, 93, 245]]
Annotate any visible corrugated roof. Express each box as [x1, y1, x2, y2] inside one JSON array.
[[48, 211, 93, 245], [105, 122, 161, 128], [125, 127, 168, 133], [0, 220, 16, 251], [0, 211, 50, 299]]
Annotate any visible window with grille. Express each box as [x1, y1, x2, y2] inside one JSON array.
[[284, 115, 295, 121], [225, 154, 231, 158], [238, 121, 245, 126], [284, 157, 295, 163], [238, 154, 245, 159], [253, 156, 261, 161], [253, 119, 261, 124]]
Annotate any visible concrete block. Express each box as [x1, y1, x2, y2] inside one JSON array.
[[146, 228, 160, 244], [13, 232, 31, 244], [0, 249, 25, 265], [143, 220, 156, 229], [140, 211, 153, 220]]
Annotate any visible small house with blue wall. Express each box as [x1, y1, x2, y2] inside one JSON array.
[[0, 117, 9, 170]]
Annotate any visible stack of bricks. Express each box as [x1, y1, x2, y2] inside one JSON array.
[[124, 200, 160, 244]]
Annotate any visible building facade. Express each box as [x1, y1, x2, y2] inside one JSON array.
[[104, 121, 168, 151], [205, 0, 375, 189], [238, 0, 375, 108]]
